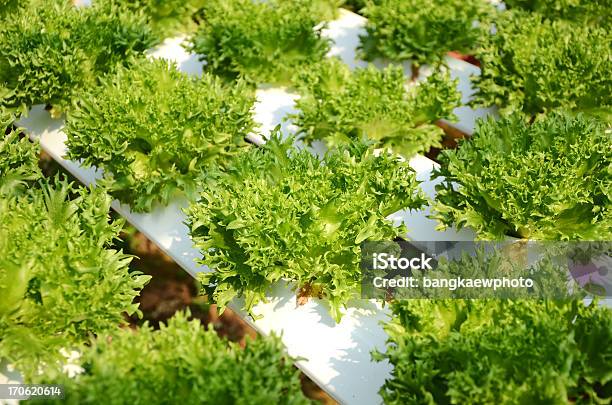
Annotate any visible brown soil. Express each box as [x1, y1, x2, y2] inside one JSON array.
[[447, 51, 481, 67], [426, 120, 470, 161]]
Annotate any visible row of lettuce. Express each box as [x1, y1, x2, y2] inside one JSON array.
[[1, 0, 610, 403], [2, 0, 610, 116]]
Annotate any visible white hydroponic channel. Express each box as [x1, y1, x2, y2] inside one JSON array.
[[19, 9, 495, 405]]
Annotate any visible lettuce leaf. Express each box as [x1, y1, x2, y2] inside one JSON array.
[[310, 0, 345, 21], [99, 0, 206, 39], [503, 0, 611, 28], [0, 0, 21, 19], [0, 112, 40, 196]]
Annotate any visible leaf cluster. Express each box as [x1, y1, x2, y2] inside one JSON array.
[[0, 0, 156, 116], [433, 111, 612, 240], [0, 0, 21, 19], [34, 312, 311, 405], [359, 0, 495, 67], [292, 58, 461, 157], [471, 10, 612, 119], [65, 58, 256, 212], [309, 0, 345, 21], [0, 131, 150, 380], [503, 0, 611, 28], [77, 1, 158, 73], [374, 298, 612, 404], [187, 134, 427, 322], [0, 112, 40, 197], [188, 0, 331, 86], [99, 0, 206, 39]]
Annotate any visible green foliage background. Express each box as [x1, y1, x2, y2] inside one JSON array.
[[359, 0, 495, 67], [0, 0, 156, 116]]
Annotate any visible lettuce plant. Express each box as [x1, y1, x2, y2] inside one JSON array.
[[65, 59, 256, 212], [188, 0, 331, 85], [359, 0, 495, 68], [36, 312, 311, 404], [99, 0, 206, 38], [76, 1, 157, 74], [472, 11, 612, 119], [0, 0, 155, 116], [433, 112, 612, 240], [309, 0, 345, 21], [0, 130, 150, 380], [292, 58, 461, 157], [503, 0, 611, 28], [374, 298, 612, 404], [187, 134, 427, 322]]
